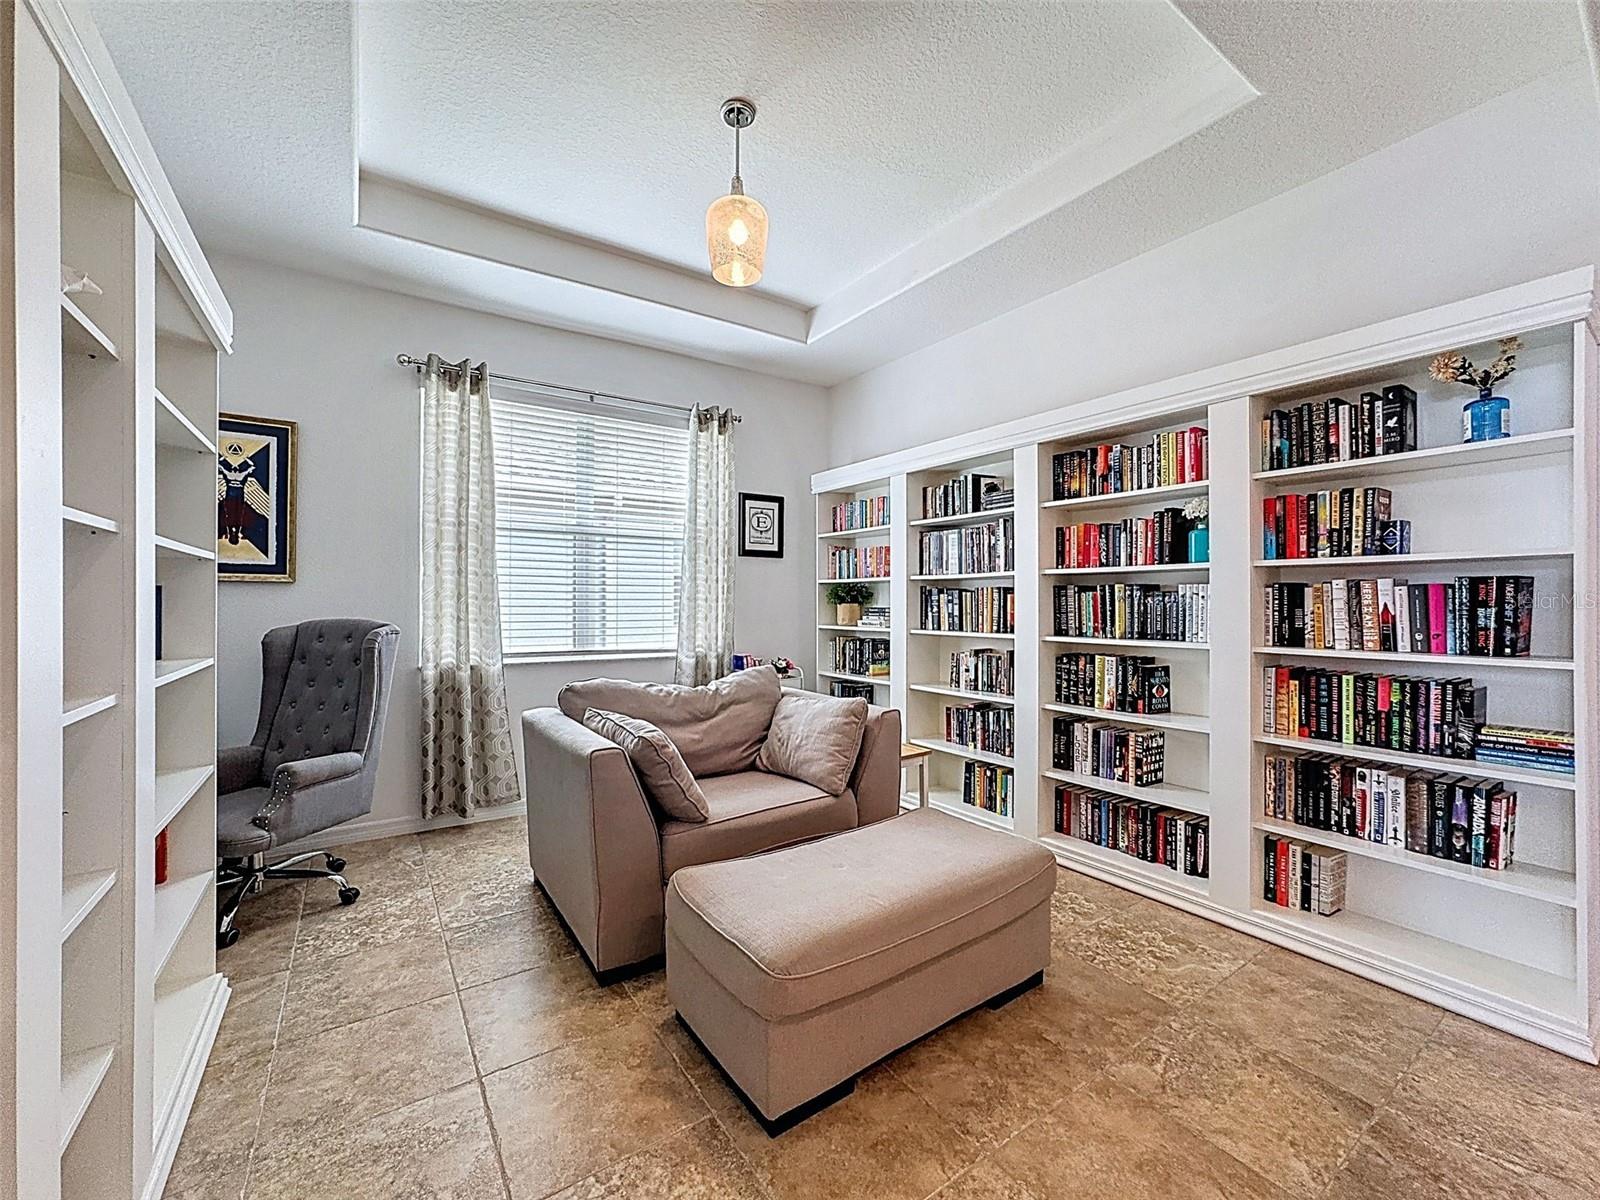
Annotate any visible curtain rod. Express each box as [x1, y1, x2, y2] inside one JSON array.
[[395, 354, 740, 422]]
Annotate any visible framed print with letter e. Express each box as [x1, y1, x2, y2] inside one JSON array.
[[218, 413, 297, 582], [738, 492, 784, 558]]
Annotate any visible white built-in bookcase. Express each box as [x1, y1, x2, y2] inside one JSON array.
[[4, 3, 233, 1198], [811, 267, 1600, 1062]]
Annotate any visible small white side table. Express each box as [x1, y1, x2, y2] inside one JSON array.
[[901, 743, 932, 808]]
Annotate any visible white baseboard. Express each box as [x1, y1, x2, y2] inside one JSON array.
[[144, 974, 230, 1200], [273, 803, 527, 856]]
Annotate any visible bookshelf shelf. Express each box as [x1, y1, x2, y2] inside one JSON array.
[[818, 623, 891, 633], [1253, 549, 1570, 569], [154, 657, 214, 688], [908, 683, 1015, 705], [812, 271, 1600, 1061], [60, 293, 118, 360], [152, 872, 213, 979], [1044, 635, 1209, 652], [1041, 767, 1211, 815], [1248, 901, 1581, 1024], [817, 670, 890, 686], [1252, 428, 1573, 485], [58, 1045, 116, 1152], [1042, 562, 1208, 576], [1041, 480, 1209, 512], [908, 737, 1015, 769], [62, 693, 117, 727], [1253, 818, 1576, 906], [816, 576, 893, 584], [62, 506, 119, 535], [1254, 734, 1577, 790], [1043, 702, 1210, 734], [60, 870, 117, 942], [155, 765, 216, 833], [153, 533, 215, 561], [155, 387, 217, 454], [928, 790, 1014, 831], [1253, 645, 1573, 671], [909, 506, 1015, 528], [1040, 832, 1209, 896]]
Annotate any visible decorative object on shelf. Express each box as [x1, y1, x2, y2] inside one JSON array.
[[154, 827, 169, 887], [59, 263, 102, 295], [1429, 336, 1521, 443], [738, 491, 784, 558], [1183, 497, 1209, 564], [217, 413, 297, 582], [731, 653, 801, 682], [826, 581, 873, 626], [706, 97, 768, 288]]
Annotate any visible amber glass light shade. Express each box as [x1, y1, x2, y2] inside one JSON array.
[[706, 190, 768, 288]]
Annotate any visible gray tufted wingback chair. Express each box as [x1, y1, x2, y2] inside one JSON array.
[[216, 619, 400, 948]]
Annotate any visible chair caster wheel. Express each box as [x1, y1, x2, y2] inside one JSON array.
[[338, 886, 360, 905], [217, 927, 240, 950], [325, 855, 346, 872]]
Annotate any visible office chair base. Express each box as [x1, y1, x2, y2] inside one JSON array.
[[217, 850, 360, 948]]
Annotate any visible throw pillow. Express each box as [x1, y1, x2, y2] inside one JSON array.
[[583, 708, 709, 823], [559, 665, 781, 776], [756, 690, 868, 795]]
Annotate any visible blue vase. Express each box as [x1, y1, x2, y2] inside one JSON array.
[[1462, 390, 1510, 443], [1188, 525, 1209, 564]]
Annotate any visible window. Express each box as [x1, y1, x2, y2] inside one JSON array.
[[490, 386, 689, 658]]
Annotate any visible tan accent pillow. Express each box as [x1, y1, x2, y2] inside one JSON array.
[[559, 665, 781, 776], [583, 708, 709, 823], [756, 691, 868, 796]]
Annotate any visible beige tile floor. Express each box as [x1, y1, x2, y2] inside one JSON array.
[[170, 815, 1600, 1200]]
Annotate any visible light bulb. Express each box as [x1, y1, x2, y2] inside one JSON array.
[[728, 218, 749, 247]]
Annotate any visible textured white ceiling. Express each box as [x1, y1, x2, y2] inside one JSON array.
[[90, 0, 1590, 385], [356, 0, 1224, 307]]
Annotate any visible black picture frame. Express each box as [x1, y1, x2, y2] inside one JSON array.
[[738, 492, 785, 558]]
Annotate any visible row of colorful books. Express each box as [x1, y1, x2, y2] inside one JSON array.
[[1054, 787, 1209, 878], [1261, 385, 1417, 472], [826, 635, 889, 678], [829, 496, 889, 532], [1473, 724, 1574, 774], [1262, 576, 1534, 657], [919, 585, 1014, 634], [1055, 507, 1202, 568], [1050, 718, 1165, 786], [824, 545, 891, 580], [1262, 666, 1484, 760], [1052, 583, 1209, 644], [1051, 427, 1208, 500], [1263, 753, 1518, 868], [1263, 837, 1347, 915], [945, 703, 1014, 757], [1261, 487, 1410, 559], [1055, 653, 1171, 715], [949, 648, 1014, 697], [962, 762, 1012, 816], [918, 516, 1014, 576]]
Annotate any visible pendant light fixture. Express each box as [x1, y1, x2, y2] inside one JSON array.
[[706, 97, 768, 288]]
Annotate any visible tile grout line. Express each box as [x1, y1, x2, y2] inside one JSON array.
[[233, 884, 304, 1200]]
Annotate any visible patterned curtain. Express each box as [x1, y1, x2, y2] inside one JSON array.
[[420, 355, 520, 818], [675, 406, 738, 685]]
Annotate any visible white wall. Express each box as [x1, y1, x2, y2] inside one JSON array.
[[828, 67, 1600, 464], [212, 254, 828, 839]]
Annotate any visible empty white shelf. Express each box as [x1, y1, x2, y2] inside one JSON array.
[[60, 293, 117, 360], [155, 765, 215, 833], [59, 1045, 115, 1152], [60, 870, 116, 941], [154, 658, 213, 688], [152, 872, 212, 978]]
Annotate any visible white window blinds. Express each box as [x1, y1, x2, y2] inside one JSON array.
[[489, 387, 690, 658]]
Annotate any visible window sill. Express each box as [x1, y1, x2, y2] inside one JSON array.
[[503, 651, 675, 667]]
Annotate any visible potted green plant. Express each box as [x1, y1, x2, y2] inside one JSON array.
[[825, 581, 873, 626]]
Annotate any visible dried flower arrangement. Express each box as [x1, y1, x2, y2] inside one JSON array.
[[1429, 337, 1524, 396], [1182, 497, 1209, 522]]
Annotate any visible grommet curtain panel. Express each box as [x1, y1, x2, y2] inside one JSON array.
[[675, 406, 738, 685], [420, 355, 521, 818]]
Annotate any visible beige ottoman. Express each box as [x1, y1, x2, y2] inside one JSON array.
[[665, 807, 1056, 1134]]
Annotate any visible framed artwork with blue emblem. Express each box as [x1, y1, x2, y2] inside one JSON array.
[[218, 413, 297, 582]]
